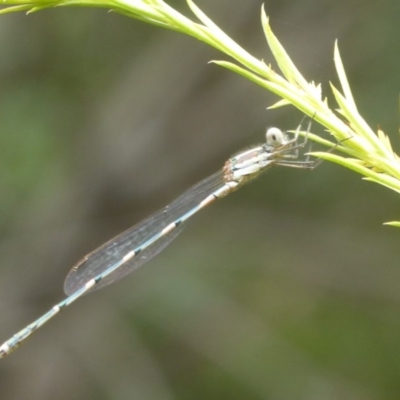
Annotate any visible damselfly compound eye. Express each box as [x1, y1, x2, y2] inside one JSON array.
[[266, 127, 287, 147]]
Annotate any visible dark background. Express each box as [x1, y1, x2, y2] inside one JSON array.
[[1, 1, 400, 399]]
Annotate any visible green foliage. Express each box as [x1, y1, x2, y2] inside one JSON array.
[[1, 0, 400, 223]]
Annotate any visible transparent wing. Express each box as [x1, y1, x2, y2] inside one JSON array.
[[64, 170, 225, 295]]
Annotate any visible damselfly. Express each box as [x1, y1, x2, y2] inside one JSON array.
[[0, 121, 322, 358]]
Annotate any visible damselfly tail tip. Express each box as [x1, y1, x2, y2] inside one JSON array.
[[0, 342, 11, 358]]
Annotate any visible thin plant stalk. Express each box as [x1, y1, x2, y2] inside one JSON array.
[[1, 0, 400, 223]]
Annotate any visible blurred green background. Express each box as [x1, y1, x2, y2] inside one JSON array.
[[1, 1, 400, 399]]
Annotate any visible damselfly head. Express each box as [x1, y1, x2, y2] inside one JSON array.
[[265, 127, 289, 148]]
